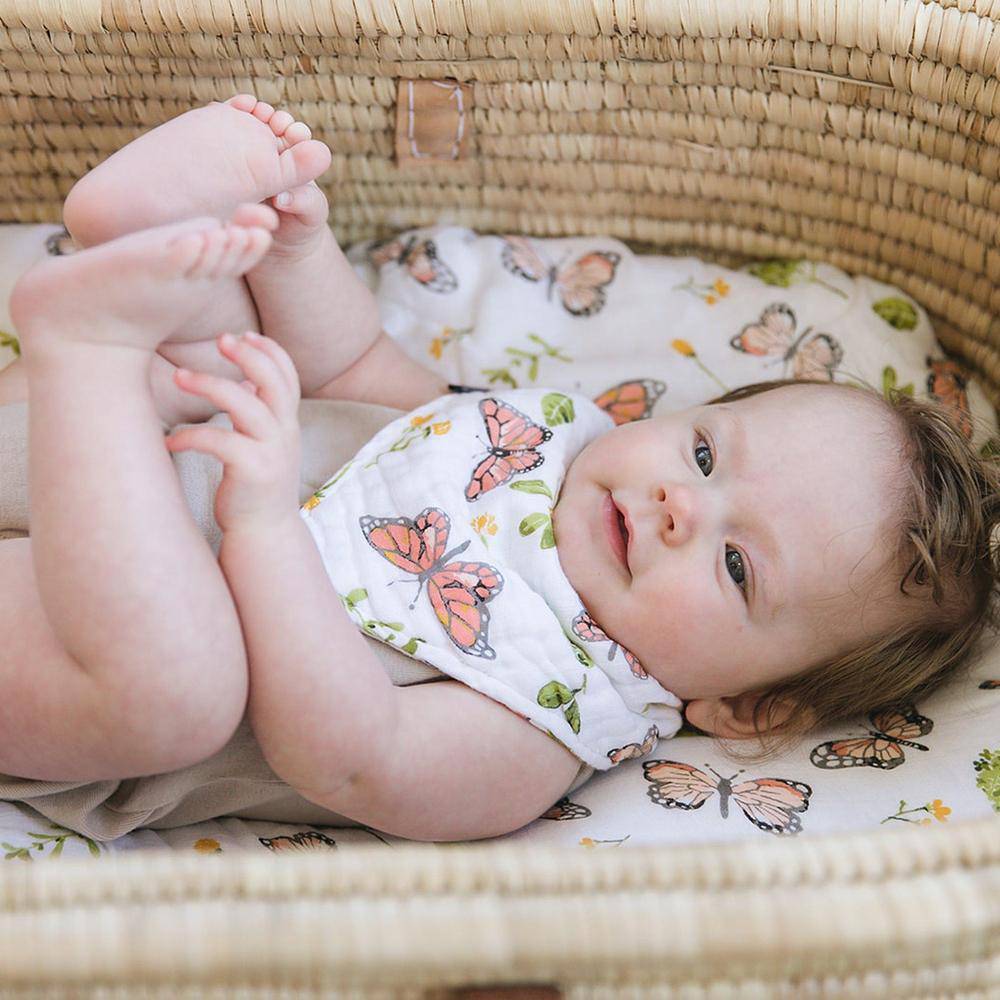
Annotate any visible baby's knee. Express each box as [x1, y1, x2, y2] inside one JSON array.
[[61, 170, 110, 248], [98, 644, 249, 776]]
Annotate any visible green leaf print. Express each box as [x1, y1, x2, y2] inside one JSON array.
[[345, 588, 369, 609], [973, 747, 1000, 811], [510, 479, 554, 499], [0, 330, 20, 357], [519, 512, 549, 537], [538, 680, 575, 708], [745, 259, 800, 288], [537, 677, 588, 735], [540, 523, 556, 549], [542, 392, 575, 426], [981, 438, 1000, 460], [563, 631, 594, 668], [564, 700, 581, 734], [873, 296, 919, 331], [881, 365, 914, 400], [744, 258, 848, 299]]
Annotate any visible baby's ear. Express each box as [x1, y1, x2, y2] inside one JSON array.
[[684, 692, 812, 739]]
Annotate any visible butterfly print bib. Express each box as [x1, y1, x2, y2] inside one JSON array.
[[301, 388, 683, 770]]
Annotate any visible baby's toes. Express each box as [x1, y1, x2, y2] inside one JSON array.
[[267, 109, 296, 136], [225, 93, 259, 114], [230, 202, 280, 231], [280, 120, 313, 147], [273, 182, 328, 227], [276, 140, 332, 191]]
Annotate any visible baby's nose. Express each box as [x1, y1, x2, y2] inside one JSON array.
[[656, 483, 697, 544]]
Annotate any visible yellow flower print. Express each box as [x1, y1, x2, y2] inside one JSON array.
[[578, 835, 630, 848], [471, 513, 499, 547], [194, 838, 222, 854], [673, 274, 731, 306], [670, 337, 729, 393], [428, 325, 474, 361], [302, 493, 322, 511], [432, 420, 451, 435], [881, 798, 952, 825], [410, 413, 433, 428], [930, 798, 951, 822]]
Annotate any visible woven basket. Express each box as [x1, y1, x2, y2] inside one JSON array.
[[1, 1, 999, 995]]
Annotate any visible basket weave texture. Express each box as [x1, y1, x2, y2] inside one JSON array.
[[0, 0, 999, 994], [4, 0, 1000, 403]]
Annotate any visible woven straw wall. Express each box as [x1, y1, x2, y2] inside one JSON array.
[[2, 1, 1000, 405]]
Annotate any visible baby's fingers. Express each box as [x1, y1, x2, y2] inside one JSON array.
[[164, 423, 258, 468], [217, 332, 299, 419], [174, 367, 275, 440]]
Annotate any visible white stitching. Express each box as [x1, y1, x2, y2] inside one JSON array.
[[406, 80, 465, 161]]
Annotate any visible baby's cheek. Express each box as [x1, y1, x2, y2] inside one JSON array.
[[623, 580, 703, 661]]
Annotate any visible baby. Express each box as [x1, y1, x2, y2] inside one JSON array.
[[1, 96, 997, 842]]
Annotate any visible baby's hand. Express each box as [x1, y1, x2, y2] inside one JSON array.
[[164, 331, 302, 535]]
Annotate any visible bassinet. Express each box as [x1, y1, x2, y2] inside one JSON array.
[[0, 0, 998, 995]]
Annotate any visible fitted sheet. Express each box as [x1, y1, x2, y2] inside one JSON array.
[[0, 222, 997, 860]]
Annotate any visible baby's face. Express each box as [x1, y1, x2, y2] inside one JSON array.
[[552, 385, 909, 702]]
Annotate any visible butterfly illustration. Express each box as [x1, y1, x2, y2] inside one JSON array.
[[368, 234, 458, 293], [643, 760, 812, 835], [926, 357, 974, 440], [542, 797, 593, 821], [593, 378, 666, 425], [730, 303, 843, 381], [980, 680, 1000, 689], [571, 610, 647, 678], [500, 236, 621, 316], [360, 506, 504, 658], [809, 705, 933, 770], [259, 830, 338, 852], [607, 725, 660, 765], [465, 397, 553, 502]]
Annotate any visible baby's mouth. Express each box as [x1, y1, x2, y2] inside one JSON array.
[[603, 492, 631, 573]]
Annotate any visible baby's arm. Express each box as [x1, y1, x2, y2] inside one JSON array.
[[168, 332, 579, 840]]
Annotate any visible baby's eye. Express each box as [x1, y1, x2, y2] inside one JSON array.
[[726, 547, 747, 594], [694, 435, 713, 476]]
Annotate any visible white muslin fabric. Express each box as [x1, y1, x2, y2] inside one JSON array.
[[300, 387, 683, 770]]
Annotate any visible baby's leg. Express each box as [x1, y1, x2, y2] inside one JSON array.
[[61, 96, 336, 393], [1, 214, 271, 782], [63, 94, 379, 398]]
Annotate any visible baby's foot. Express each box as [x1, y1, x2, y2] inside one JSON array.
[[62, 96, 332, 248], [10, 214, 274, 357], [234, 181, 377, 396]]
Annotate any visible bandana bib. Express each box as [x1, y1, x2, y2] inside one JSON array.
[[300, 388, 682, 770]]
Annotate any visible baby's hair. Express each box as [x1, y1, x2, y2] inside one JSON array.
[[702, 375, 1000, 761]]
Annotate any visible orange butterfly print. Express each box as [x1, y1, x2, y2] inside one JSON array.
[[926, 357, 973, 440], [980, 679, 1000, 689], [465, 397, 553, 502], [360, 506, 504, 659], [644, 760, 812, 835], [542, 797, 592, 821], [368, 234, 458, 293], [259, 831, 338, 852], [810, 705, 933, 770], [593, 378, 666, 425], [500, 236, 621, 316], [607, 725, 660, 765], [730, 303, 843, 381], [571, 610, 648, 678]]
